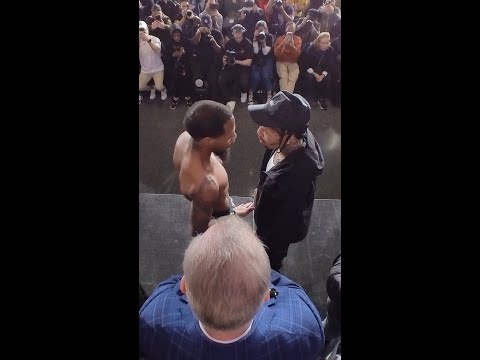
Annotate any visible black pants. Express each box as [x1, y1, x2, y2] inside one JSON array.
[[218, 66, 249, 103], [330, 61, 341, 106], [257, 234, 290, 271], [191, 60, 221, 102], [171, 71, 193, 98], [298, 72, 331, 101], [324, 297, 341, 341], [311, 75, 330, 101]]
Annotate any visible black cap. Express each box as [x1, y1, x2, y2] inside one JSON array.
[[247, 91, 311, 133], [200, 14, 211, 25], [307, 8, 322, 21]]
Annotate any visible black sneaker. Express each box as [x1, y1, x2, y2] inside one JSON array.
[[185, 97, 193, 107], [170, 98, 179, 109], [318, 98, 327, 111]]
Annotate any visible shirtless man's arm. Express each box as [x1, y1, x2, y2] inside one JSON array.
[[190, 175, 219, 236]]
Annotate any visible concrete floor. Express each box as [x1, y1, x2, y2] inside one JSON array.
[[139, 97, 341, 199]]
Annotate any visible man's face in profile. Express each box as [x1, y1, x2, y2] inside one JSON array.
[[212, 117, 236, 163]]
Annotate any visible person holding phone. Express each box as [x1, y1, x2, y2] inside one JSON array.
[[174, 0, 202, 40], [265, 0, 294, 37], [156, 0, 181, 21], [146, 4, 172, 43], [295, 8, 322, 50], [199, 0, 224, 31], [248, 20, 274, 104], [273, 21, 302, 92], [139, 21, 168, 103], [237, 0, 265, 40]]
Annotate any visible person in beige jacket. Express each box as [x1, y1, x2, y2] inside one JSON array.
[[273, 22, 302, 93]]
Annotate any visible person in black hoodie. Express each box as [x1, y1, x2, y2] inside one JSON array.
[[165, 28, 194, 109], [191, 14, 224, 101], [247, 91, 324, 271], [298, 31, 336, 110]]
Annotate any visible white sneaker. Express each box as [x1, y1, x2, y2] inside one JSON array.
[[247, 91, 254, 105], [150, 88, 156, 100], [240, 92, 247, 103], [327, 356, 341, 360], [226, 101, 236, 112], [266, 91, 272, 103], [139, 94, 143, 104], [161, 89, 167, 100]]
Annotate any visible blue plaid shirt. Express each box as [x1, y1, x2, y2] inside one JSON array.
[[139, 270, 324, 360]]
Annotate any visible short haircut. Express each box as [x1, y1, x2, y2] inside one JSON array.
[[307, 8, 321, 21], [285, 21, 296, 32], [317, 32, 331, 42], [151, 4, 162, 13], [255, 20, 269, 33], [183, 216, 270, 330], [184, 100, 233, 140]]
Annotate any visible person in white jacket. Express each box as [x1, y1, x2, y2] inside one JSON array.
[[139, 20, 167, 104]]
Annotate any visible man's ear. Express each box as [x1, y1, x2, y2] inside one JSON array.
[[263, 288, 270, 302], [180, 276, 187, 294], [198, 137, 212, 147]]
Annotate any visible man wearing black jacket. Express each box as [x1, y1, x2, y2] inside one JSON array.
[[191, 14, 224, 101], [247, 91, 324, 271]]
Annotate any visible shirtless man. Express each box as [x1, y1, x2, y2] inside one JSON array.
[[173, 100, 255, 236]]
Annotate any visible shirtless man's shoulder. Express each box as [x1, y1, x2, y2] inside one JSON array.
[[173, 131, 220, 200], [173, 131, 191, 172]]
